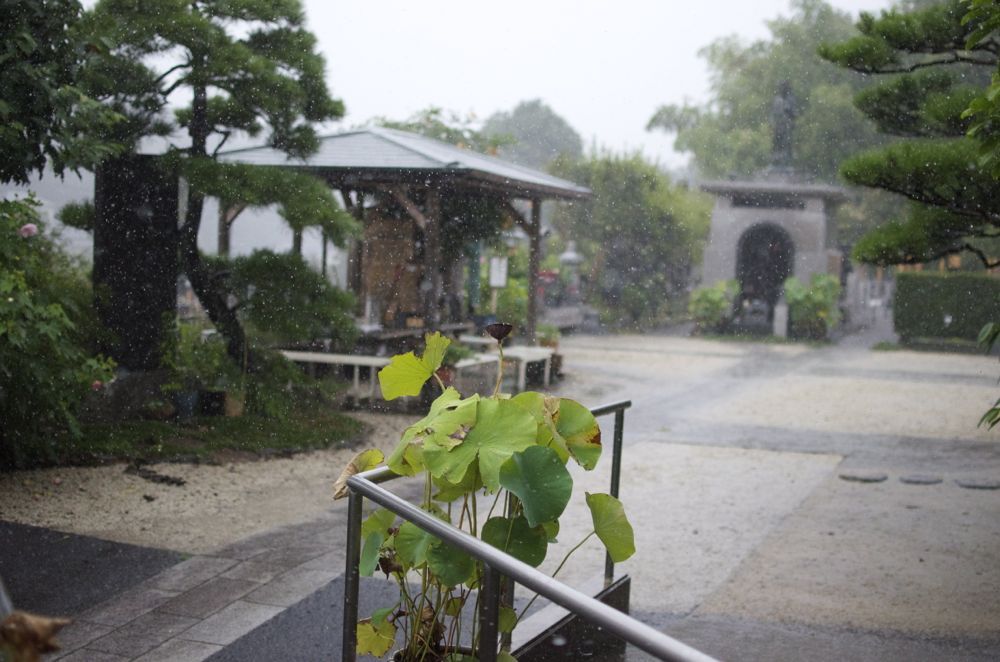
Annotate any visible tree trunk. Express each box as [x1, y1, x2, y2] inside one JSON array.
[[181, 76, 253, 370]]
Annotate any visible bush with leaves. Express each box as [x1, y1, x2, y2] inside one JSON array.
[[218, 250, 357, 350], [688, 280, 738, 333], [0, 198, 115, 468], [783, 274, 841, 340]]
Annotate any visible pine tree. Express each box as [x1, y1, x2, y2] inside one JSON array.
[[820, 0, 999, 268], [84, 0, 357, 365]]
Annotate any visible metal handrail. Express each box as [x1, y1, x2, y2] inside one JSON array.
[[341, 400, 719, 662]]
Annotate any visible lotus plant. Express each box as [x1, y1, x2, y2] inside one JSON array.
[[337, 329, 635, 661]]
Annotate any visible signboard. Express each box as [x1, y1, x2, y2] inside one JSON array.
[[489, 256, 508, 288]]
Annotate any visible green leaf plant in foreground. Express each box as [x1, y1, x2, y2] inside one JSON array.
[[337, 329, 636, 661]]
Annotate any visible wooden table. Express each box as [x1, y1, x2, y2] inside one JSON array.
[[280, 351, 389, 399], [501, 346, 554, 393]]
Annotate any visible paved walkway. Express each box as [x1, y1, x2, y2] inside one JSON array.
[[20, 326, 1000, 660]]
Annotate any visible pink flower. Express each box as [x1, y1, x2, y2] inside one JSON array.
[[18, 223, 38, 238], [91, 380, 103, 391]]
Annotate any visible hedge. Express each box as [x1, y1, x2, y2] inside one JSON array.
[[894, 272, 1000, 342]]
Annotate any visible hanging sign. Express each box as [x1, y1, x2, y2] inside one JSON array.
[[489, 256, 509, 288]]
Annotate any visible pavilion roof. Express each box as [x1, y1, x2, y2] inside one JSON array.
[[220, 126, 591, 200]]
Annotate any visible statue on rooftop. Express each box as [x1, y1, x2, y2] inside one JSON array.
[[771, 80, 799, 169]]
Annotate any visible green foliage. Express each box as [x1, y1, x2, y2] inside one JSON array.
[[482, 99, 583, 169], [0, 198, 115, 468], [649, 0, 882, 182], [83, 0, 352, 368], [0, 0, 122, 184], [822, 0, 999, 269], [29, 407, 361, 468], [378, 332, 452, 400], [217, 250, 357, 348], [893, 271, 1000, 342], [688, 280, 738, 332], [978, 321, 1000, 429], [783, 274, 841, 340], [551, 153, 711, 328], [345, 335, 633, 659], [963, 0, 1000, 177], [160, 322, 240, 392], [377, 106, 510, 154], [183, 158, 358, 245]]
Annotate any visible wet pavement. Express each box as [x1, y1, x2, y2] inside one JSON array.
[[6, 323, 1000, 660]]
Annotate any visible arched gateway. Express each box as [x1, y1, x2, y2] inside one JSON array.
[[699, 178, 847, 331], [736, 223, 794, 309]]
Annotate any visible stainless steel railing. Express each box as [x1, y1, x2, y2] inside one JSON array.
[[341, 400, 718, 662]]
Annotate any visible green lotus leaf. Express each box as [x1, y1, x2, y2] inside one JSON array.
[[360, 507, 396, 540], [427, 539, 476, 586], [377, 332, 451, 400], [510, 392, 560, 456], [541, 519, 560, 543], [387, 389, 478, 475], [499, 447, 572, 528], [585, 492, 635, 563], [499, 605, 517, 633], [395, 521, 434, 568], [445, 596, 465, 616], [433, 463, 482, 502], [552, 398, 601, 470], [358, 508, 396, 577], [481, 515, 548, 567], [420, 331, 450, 373], [356, 617, 396, 657], [359, 531, 382, 577], [423, 398, 537, 492]]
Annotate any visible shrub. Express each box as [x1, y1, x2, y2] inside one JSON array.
[[784, 274, 841, 340], [0, 198, 115, 468], [894, 272, 1000, 342], [218, 250, 357, 349], [688, 280, 738, 332]]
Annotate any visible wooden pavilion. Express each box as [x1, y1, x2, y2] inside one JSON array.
[[221, 127, 591, 343]]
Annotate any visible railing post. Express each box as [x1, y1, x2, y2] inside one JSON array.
[[478, 564, 501, 662], [604, 407, 626, 585], [342, 489, 364, 662]]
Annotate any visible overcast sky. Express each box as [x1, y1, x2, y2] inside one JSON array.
[[308, 0, 893, 169]]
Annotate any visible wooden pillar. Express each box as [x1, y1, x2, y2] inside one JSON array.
[[526, 198, 542, 345], [340, 189, 365, 314], [425, 188, 443, 329], [321, 229, 328, 278]]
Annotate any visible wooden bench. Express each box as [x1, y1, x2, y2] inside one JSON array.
[[280, 351, 389, 399]]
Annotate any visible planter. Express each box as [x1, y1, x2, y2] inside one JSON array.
[[393, 645, 474, 662], [224, 391, 245, 417], [172, 390, 199, 420], [199, 389, 226, 416]]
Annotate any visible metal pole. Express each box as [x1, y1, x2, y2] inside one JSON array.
[[342, 490, 364, 662], [478, 565, 501, 662], [605, 407, 626, 584]]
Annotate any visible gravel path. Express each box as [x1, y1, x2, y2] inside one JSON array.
[[0, 412, 410, 554]]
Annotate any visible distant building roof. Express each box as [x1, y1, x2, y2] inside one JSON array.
[[220, 127, 590, 200], [700, 177, 847, 203]]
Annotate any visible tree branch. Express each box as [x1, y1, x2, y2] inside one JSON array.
[[961, 242, 1000, 269], [212, 130, 233, 157], [858, 51, 996, 74], [154, 61, 192, 85]]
